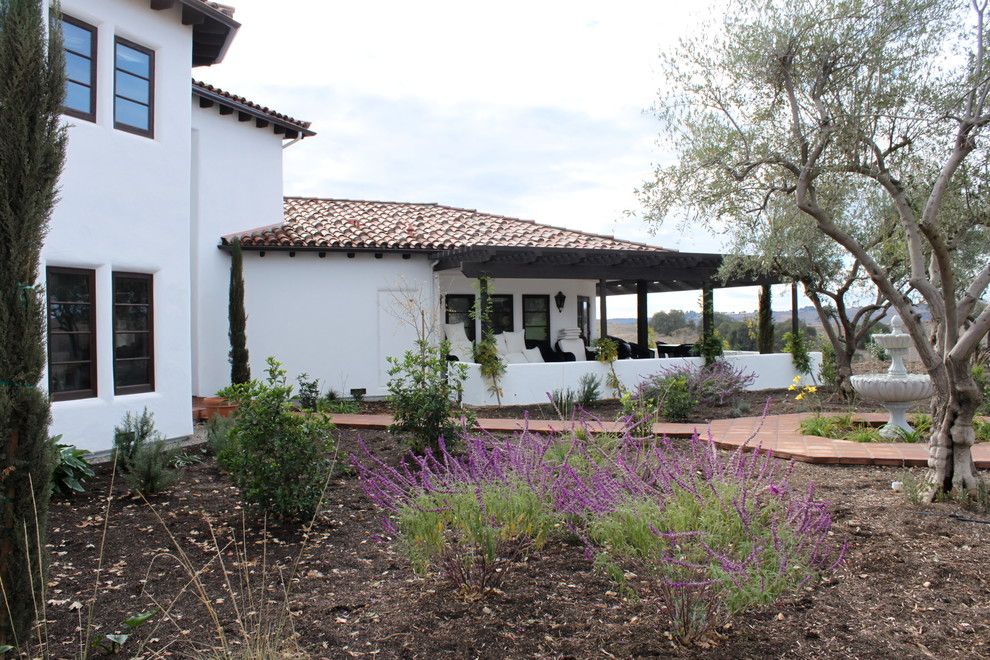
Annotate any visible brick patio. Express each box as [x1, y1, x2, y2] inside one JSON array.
[[327, 411, 990, 468]]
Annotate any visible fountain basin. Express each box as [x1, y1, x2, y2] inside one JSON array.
[[849, 374, 934, 403], [872, 333, 913, 351]]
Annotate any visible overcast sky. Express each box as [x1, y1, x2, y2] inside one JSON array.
[[202, 0, 797, 317]]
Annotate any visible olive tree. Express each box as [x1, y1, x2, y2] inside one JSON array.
[[641, 0, 990, 494]]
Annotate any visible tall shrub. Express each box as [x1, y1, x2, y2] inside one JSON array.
[[228, 238, 250, 385], [757, 283, 774, 354], [0, 1, 66, 646]]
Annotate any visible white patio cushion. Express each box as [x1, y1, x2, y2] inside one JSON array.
[[523, 346, 544, 363], [503, 351, 529, 364], [558, 338, 588, 361], [443, 323, 474, 361], [499, 329, 527, 354]]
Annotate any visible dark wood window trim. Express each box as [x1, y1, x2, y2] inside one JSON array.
[[60, 14, 97, 123], [445, 294, 476, 341], [47, 267, 97, 402], [523, 295, 551, 348], [577, 295, 591, 341], [112, 272, 155, 395], [490, 294, 514, 334], [113, 36, 155, 138]]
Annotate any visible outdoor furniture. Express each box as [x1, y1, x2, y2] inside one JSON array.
[[443, 323, 475, 362], [656, 342, 695, 358], [498, 329, 544, 364]]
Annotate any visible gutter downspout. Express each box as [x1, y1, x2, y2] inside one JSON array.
[[282, 137, 303, 150]]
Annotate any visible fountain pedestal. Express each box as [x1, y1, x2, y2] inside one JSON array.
[[850, 316, 933, 439]]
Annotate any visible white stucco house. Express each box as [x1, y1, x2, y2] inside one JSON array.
[[45, 0, 815, 452]]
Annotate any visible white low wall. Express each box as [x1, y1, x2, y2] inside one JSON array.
[[460, 352, 822, 407]]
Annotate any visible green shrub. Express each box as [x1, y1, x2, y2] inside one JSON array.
[[387, 339, 471, 453], [396, 480, 557, 594], [205, 414, 236, 459], [818, 340, 837, 387], [295, 372, 321, 411], [729, 401, 753, 418], [48, 436, 95, 496], [551, 388, 577, 419], [577, 373, 601, 407], [318, 397, 361, 414], [659, 375, 698, 422], [218, 357, 336, 521], [783, 330, 812, 375], [113, 409, 177, 494], [125, 441, 178, 495], [973, 364, 989, 415]]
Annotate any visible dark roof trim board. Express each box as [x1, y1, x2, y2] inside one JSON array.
[[148, 1, 240, 66], [192, 81, 316, 138]]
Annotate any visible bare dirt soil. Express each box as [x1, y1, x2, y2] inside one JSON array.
[[43, 427, 990, 659]]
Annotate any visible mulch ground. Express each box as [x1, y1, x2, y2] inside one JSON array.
[[44, 428, 990, 659]]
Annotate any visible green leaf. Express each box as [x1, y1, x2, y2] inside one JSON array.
[[64, 476, 84, 492], [105, 633, 129, 647], [0, 645, 14, 654], [123, 609, 156, 629]]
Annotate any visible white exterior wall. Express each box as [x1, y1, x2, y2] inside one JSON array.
[[44, 0, 193, 451], [460, 352, 824, 406], [190, 106, 285, 397], [241, 252, 437, 398], [437, 272, 598, 343]]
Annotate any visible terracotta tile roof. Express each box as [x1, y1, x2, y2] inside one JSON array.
[[192, 80, 315, 136], [226, 198, 670, 252]]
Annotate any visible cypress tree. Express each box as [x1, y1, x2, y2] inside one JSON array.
[[757, 283, 774, 354], [0, 0, 66, 647], [228, 238, 250, 384]]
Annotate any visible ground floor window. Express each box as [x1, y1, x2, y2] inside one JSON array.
[[490, 294, 514, 334], [577, 295, 591, 341], [47, 267, 97, 400], [113, 272, 154, 394], [523, 295, 550, 347], [445, 294, 476, 341]]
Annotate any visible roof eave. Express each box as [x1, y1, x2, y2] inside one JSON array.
[[192, 85, 316, 138], [151, 1, 240, 67]]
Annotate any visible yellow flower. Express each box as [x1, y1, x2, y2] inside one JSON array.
[[788, 384, 797, 391], [806, 386, 817, 393], [792, 375, 801, 383], [795, 393, 805, 401]]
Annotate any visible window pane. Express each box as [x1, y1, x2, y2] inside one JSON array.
[[50, 363, 92, 393], [49, 302, 92, 332], [64, 82, 91, 114], [524, 297, 548, 312], [114, 332, 150, 359], [65, 51, 91, 84], [524, 326, 549, 342], [115, 359, 151, 388], [116, 42, 150, 77], [115, 70, 149, 104], [491, 296, 513, 333], [114, 305, 148, 331], [49, 333, 92, 363], [114, 276, 150, 304], [62, 20, 92, 55], [115, 97, 149, 130], [48, 271, 91, 302]]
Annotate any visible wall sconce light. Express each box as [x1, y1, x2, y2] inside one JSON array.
[[554, 291, 566, 313]]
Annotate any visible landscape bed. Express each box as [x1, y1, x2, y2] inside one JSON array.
[[43, 427, 990, 658]]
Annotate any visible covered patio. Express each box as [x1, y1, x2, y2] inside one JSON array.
[[435, 245, 818, 405]]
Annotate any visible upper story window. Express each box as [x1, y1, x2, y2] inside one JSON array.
[[114, 37, 154, 138], [61, 15, 97, 122], [47, 267, 97, 401]]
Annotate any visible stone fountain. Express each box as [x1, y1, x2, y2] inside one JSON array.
[[850, 315, 934, 439]]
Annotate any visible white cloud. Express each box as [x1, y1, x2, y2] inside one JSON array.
[[199, 0, 804, 316]]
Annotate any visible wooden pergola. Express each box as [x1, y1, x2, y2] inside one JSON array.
[[434, 246, 796, 351]]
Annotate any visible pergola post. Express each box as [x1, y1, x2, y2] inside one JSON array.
[[636, 280, 649, 351], [598, 279, 608, 340], [702, 284, 714, 344], [758, 283, 773, 353], [479, 276, 490, 337], [791, 281, 799, 336]]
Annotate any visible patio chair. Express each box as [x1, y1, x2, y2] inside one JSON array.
[[557, 337, 595, 361], [498, 329, 545, 364], [443, 323, 475, 362]]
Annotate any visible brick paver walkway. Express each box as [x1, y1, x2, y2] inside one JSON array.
[[329, 411, 990, 468]]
